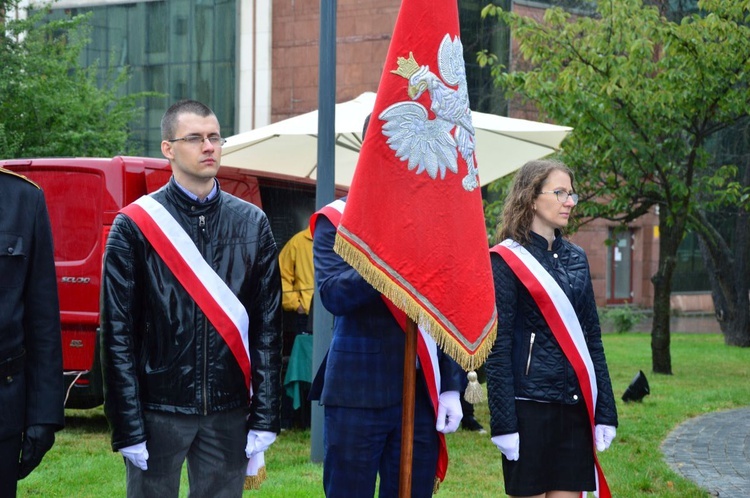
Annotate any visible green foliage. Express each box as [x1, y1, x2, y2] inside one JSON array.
[[601, 305, 643, 333], [0, 123, 23, 159], [480, 0, 750, 364], [0, 8, 156, 158], [480, 0, 750, 228], [18, 334, 750, 497], [483, 173, 515, 244]]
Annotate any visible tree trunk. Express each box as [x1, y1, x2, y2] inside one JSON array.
[[651, 210, 681, 374], [695, 207, 750, 347], [726, 165, 750, 347], [693, 121, 750, 347]]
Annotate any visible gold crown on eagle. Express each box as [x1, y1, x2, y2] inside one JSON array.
[[391, 52, 420, 79]]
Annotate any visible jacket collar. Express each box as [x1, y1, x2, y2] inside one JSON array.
[[528, 229, 564, 252], [164, 176, 221, 214]]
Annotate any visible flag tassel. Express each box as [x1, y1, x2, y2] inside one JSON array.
[[463, 370, 485, 404]]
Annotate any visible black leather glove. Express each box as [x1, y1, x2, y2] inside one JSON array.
[[18, 424, 56, 480]]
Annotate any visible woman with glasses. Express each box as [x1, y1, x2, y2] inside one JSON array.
[[485, 159, 618, 498]]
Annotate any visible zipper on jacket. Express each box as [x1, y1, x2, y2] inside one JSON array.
[[199, 214, 209, 415], [199, 215, 209, 241], [203, 317, 209, 415], [525, 332, 536, 376]]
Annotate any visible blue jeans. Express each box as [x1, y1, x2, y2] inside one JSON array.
[[125, 408, 248, 498]]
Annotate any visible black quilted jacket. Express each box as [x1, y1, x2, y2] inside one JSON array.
[[486, 232, 618, 436], [100, 178, 283, 451]]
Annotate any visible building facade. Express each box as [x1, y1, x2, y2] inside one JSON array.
[[22, 0, 505, 155]]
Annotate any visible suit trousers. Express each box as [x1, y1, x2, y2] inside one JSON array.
[[125, 408, 248, 498], [0, 434, 22, 497], [323, 376, 439, 498]]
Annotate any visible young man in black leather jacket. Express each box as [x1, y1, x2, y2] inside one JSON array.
[[100, 100, 282, 497]]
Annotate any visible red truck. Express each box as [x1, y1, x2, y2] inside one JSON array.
[[1, 156, 339, 408]]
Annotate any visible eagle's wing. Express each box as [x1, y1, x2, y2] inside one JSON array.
[[437, 34, 466, 88], [380, 101, 458, 180]]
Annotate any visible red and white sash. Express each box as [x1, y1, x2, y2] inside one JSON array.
[[491, 239, 610, 498], [120, 195, 252, 397], [310, 199, 449, 484]]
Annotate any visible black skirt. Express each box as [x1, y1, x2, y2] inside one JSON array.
[[502, 399, 596, 495]]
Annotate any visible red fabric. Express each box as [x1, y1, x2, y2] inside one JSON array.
[[121, 203, 252, 394], [492, 245, 610, 498], [334, 0, 496, 369]]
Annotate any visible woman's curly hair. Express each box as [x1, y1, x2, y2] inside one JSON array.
[[495, 159, 574, 246]]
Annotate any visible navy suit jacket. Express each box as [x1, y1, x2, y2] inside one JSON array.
[[0, 171, 64, 440], [310, 215, 463, 408]]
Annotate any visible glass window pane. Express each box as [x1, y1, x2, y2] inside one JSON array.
[[48, 0, 237, 158]]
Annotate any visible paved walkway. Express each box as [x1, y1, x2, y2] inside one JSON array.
[[661, 407, 750, 497]]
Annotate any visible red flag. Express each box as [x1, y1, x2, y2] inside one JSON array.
[[333, 0, 496, 370]]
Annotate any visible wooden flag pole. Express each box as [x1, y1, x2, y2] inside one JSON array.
[[399, 316, 418, 497]]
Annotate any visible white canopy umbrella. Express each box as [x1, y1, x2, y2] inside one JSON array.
[[221, 92, 572, 188]]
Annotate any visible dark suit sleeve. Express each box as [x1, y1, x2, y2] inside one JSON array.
[[438, 351, 464, 393], [24, 189, 65, 430], [313, 216, 381, 316]]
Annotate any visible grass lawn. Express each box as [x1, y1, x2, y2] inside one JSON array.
[[18, 332, 750, 497]]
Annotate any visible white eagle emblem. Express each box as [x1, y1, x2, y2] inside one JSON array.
[[380, 34, 479, 191]]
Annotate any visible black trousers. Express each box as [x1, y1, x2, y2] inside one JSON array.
[[125, 409, 248, 498], [0, 433, 22, 497]]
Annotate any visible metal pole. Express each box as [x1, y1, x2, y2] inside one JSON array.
[[311, 0, 337, 464]]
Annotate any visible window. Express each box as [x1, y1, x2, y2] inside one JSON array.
[[47, 0, 238, 158]]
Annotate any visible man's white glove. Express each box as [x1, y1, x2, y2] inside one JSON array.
[[491, 433, 520, 461], [245, 430, 277, 459], [119, 441, 149, 471], [594, 424, 617, 452], [435, 391, 463, 434]]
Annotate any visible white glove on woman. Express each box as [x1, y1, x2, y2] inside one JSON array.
[[595, 424, 617, 451], [491, 433, 520, 461], [245, 430, 277, 459], [119, 441, 149, 470], [435, 391, 463, 434]]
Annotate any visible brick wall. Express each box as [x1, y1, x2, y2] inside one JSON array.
[[271, 0, 399, 122], [570, 211, 659, 308]]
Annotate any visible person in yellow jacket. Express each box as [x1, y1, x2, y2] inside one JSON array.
[[278, 226, 314, 334]]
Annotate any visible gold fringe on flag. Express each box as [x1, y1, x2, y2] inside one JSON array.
[[244, 452, 267, 490], [334, 234, 497, 372], [243, 465, 267, 490]]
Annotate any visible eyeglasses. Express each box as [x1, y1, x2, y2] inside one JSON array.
[[168, 135, 227, 146], [539, 190, 579, 205]]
